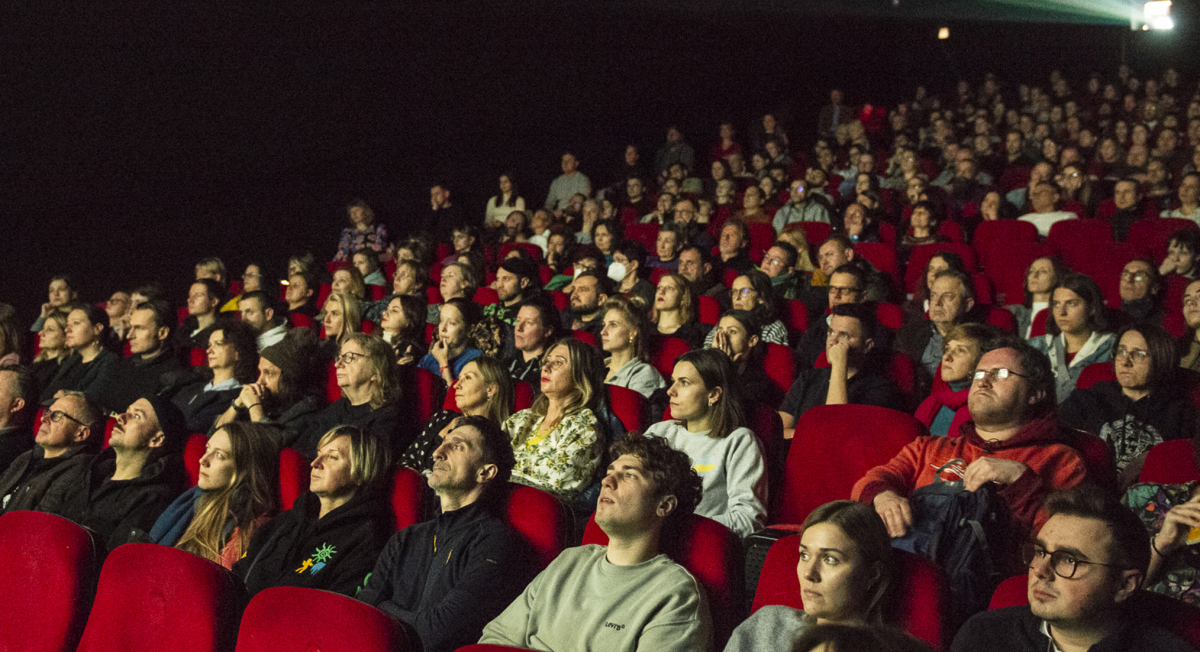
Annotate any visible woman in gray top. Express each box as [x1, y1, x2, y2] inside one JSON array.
[[725, 501, 895, 652], [600, 295, 666, 399]]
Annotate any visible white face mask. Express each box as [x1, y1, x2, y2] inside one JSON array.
[[607, 262, 627, 283]]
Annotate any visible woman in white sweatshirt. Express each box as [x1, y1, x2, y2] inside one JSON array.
[[644, 348, 767, 537]]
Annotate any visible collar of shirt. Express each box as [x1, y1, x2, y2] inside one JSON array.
[[1039, 621, 1064, 652], [203, 377, 242, 393]]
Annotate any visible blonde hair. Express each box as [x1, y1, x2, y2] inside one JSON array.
[[324, 292, 363, 345], [333, 266, 367, 300], [601, 295, 652, 363], [33, 312, 70, 363], [775, 230, 816, 272], [529, 338, 604, 431], [469, 356, 514, 425], [342, 332, 398, 409], [651, 273, 695, 326], [317, 424, 390, 489]]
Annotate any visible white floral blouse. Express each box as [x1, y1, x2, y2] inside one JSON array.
[[503, 408, 601, 498]]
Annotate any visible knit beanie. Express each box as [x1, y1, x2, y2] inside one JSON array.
[[260, 327, 318, 382]]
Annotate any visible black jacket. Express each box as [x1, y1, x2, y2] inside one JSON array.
[[358, 499, 538, 652], [1058, 379, 1198, 478], [0, 425, 33, 476], [291, 398, 405, 458], [950, 604, 1195, 652], [38, 349, 120, 405], [780, 366, 902, 420], [56, 448, 186, 551], [88, 351, 188, 413], [234, 489, 393, 598], [171, 381, 241, 435], [0, 445, 94, 515]]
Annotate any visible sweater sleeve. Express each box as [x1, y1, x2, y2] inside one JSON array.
[[714, 429, 767, 538], [999, 448, 1088, 538], [636, 575, 712, 652], [478, 561, 544, 647], [851, 437, 931, 506]]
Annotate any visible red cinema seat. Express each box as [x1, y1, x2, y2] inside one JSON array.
[[514, 381, 535, 411], [1029, 308, 1050, 337], [103, 417, 117, 449], [753, 535, 948, 650], [473, 287, 499, 306], [76, 544, 242, 652], [425, 286, 441, 306], [1127, 218, 1200, 264], [747, 223, 775, 259], [184, 433, 208, 487], [279, 448, 309, 511], [411, 367, 446, 426], [762, 343, 794, 405], [235, 586, 414, 652], [583, 513, 743, 650], [1075, 362, 1116, 390], [878, 221, 897, 244], [854, 242, 899, 289], [988, 574, 1028, 610], [425, 323, 437, 345], [0, 512, 95, 652], [624, 223, 660, 250], [781, 299, 808, 337], [499, 242, 544, 263], [572, 330, 597, 347], [317, 283, 333, 310], [972, 273, 996, 306], [983, 242, 1055, 307], [905, 243, 978, 295], [550, 290, 569, 311], [391, 468, 425, 531], [368, 285, 386, 301], [648, 336, 692, 379], [289, 312, 314, 329], [178, 306, 190, 326], [649, 267, 671, 285], [698, 295, 720, 325], [999, 165, 1031, 192], [190, 348, 208, 367], [937, 220, 964, 243], [972, 219, 1038, 252], [775, 405, 926, 526], [784, 222, 832, 250], [504, 485, 571, 572], [877, 302, 904, 331], [723, 268, 740, 288], [1046, 218, 1115, 269], [1138, 439, 1200, 484], [326, 362, 340, 403], [607, 384, 648, 433], [980, 305, 1017, 334]]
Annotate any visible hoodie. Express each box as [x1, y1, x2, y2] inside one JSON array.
[[234, 489, 393, 598]]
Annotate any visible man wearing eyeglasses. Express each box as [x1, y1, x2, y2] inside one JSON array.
[[792, 263, 868, 369], [950, 486, 1194, 652], [0, 391, 103, 515], [1118, 258, 1164, 327], [853, 341, 1089, 572]]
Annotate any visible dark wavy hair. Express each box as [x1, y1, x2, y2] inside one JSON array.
[[210, 320, 260, 384], [1046, 273, 1109, 336]]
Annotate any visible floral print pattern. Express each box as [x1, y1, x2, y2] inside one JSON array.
[[334, 224, 389, 262], [1123, 481, 1200, 606], [503, 408, 601, 498]]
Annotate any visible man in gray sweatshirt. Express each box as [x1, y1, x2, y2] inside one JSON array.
[[479, 434, 712, 651]]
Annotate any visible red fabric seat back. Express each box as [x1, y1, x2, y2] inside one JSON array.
[[317, 283, 333, 310], [1075, 362, 1116, 390], [747, 223, 775, 260], [325, 362, 341, 403], [1139, 439, 1200, 484], [391, 468, 425, 531], [982, 242, 1055, 306], [504, 485, 571, 572], [104, 417, 117, 449], [648, 336, 692, 378], [550, 290, 569, 311], [624, 223, 660, 250], [753, 534, 947, 649], [184, 433, 208, 487], [649, 267, 670, 285], [0, 512, 95, 652], [980, 305, 1016, 333], [473, 287, 499, 306], [367, 285, 386, 302], [514, 381, 535, 411], [498, 242, 544, 263], [234, 586, 413, 652], [1127, 217, 1199, 262], [853, 242, 899, 288], [876, 302, 904, 331], [999, 166, 1032, 192], [781, 299, 808, 337], [971, 219, 1039, 250], [905, 243, 978, 295], [783, 222, 832, 250], [972, 273, 995, 306], [583, 513, 743, 650], [776, 404, 925, 525], [762, 343, 794, 405], [722, 268, 740, 288], [607, 384, 648, 433], [1046, 218, 1115, 266], [279, 448, 309, 511], [988, 574, 1028, 609], [77, 544, 242, 652], [571, 329, 597, 346], [190, 348, 208, 368], [1029, 308, 1049, 337], [698, 295, 720, 325], [411, 367, 445, 425], [937, 220, 964, 243], [289, 312, 313, 329]]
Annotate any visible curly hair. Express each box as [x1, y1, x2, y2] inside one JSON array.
[[610, 432, 703, 526]]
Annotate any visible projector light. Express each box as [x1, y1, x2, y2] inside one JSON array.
[[1144, 1, 1174, 30], [937, 27, 949, 39]]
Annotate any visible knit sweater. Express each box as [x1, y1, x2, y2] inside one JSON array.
[[645, 420, 767, 538]]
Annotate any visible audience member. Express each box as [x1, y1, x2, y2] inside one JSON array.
[[853, 341, 1088, 570], [611, 241, 655, 307], [334, 199, 389, 263], [285, 272, 319, 320], [330, 265, 367, 301], [149, 422, 280, 569], [89, 300, 185, 413], [1007, 257, 1067, 339], [503, 298, 558, 384], [794, 263, 871, 369], [647, 222, 685, 272], [57, 395, 188, 551], [486, 257, 541, 327], [417, 182, 465, 241], [566, 270, 613, 340], [485, 172, 526, 228], [1018, 181, 1078, 237], [715, 218, 756, 277], [480, 434, 709, 651], [677, 245, 724, 301], [235, 425, 393, 598], [0, 391, 101, 514], [951, 486, 1194, 652], [760, 241, 806, 301], [1028, 273, 1114, 403], [1182, 278, 1200, 371], [429, 262, 477, 325], [0, 365, 33, 472], [172, 321, 259, 434], [360, 415, 538, 652], [353, 250, 386, 287], [895, 269, 976, 391], [780, 304, 900, 439], [648, 348, 765, 536], [319, 292, 364, 361], [104, 291, 131, 341], [707, 270, 788, 347], [420, 297, 485, 384], [38, 305, 121, 406], [773, 179, 832, 232], [1159, 229, 1200, 281], [601, 295, 667, 400], [724, 501, 895, 651], [652, 273, 707, 348], [30, 274, 79, 333], [214, 328, 325, 447], [31, 312, 70, 395], [1118, 258, 1164, 326], [239, 290, 289, 351], [1110, 177, 1147, 241], [174, 278, 228, 350], [545, 152, 592, 214], [710, 310, 776, 406], [503, 338, 604, 499]]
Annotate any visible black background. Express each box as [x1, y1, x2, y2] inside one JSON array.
[[3, 1, 1196, 326]]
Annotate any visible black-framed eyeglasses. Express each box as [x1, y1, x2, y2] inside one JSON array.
[[1023, 543, 1124, 579], [43, 410, 86, 427], [973, 368, 1029, 382], [335, 351, 366, 366]]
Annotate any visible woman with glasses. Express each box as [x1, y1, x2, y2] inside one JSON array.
[[1059, 324, 1194, 484], [723, 501, 895, 651], [705, 271, 788, 347], [1028, 273, 1114, 404], [291, 333, 402, 458], [503, 338, 605, 500]]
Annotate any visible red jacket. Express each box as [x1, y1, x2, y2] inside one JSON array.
[[852, 415, 1088, 545]]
